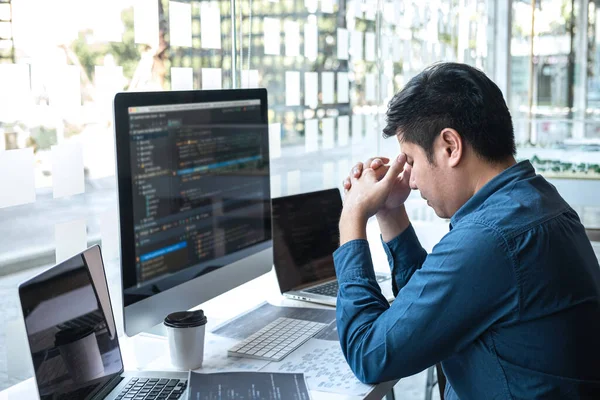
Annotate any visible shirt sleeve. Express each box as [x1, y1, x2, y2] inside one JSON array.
[[380, 224, 428, 296], [333, 223, 519, 384]]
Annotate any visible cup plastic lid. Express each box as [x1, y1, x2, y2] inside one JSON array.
[[164, 310, 207, 328]]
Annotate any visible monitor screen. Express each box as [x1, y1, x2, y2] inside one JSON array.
[[19, 246, 123, 400], [272, 189, 342, 293], [118, 96, 271, 307]]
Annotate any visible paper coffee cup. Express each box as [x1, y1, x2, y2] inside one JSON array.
[[164, 310, 207, 370]]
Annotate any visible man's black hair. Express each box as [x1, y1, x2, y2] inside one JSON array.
[[383, 62, 516, 164]]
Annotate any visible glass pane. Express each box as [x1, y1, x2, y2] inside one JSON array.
[[510, 0, 600, 231]]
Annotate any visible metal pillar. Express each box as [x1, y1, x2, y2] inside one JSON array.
[[573, 0, 589, 140], [488, 0, 512, 101]]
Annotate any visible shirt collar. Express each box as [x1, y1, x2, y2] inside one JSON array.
[[450, 160, 536, 226]]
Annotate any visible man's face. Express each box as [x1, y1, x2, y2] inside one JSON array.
[[398, 139, 456, 219]]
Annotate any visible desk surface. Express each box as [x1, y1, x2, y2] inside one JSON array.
[[0, 267, 396, 400]]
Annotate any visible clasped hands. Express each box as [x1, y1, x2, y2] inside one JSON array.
[[339, 153, 412, 244]]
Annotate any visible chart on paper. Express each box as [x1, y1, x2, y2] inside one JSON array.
[[260, 338, 373, 396]]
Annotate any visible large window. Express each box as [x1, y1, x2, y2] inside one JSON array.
[[3, 0, 597, 396], [510, 0, 600, 233]]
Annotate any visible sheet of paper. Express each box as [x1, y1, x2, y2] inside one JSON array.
[[134, 0, 159, 46], [383, 2, 395, 25], [304, 23, 318, 61], [353, 0, 363, 18], [169, 1, 192, 47], [241, 70, 259, 88], [322, 118, 334, 149], [322, 162, 335, 188], [171, 67, 193, 90], [351, 30, 363, 60], [284, 20, 300, 57], [337, 28, 349, 60], [48, 65, 81, 112], [381, 74, 390, 100], [305, 119, 319, 153], [321, 0, 334, 13], [93, 0, 123, 42], [95, 65, 124, 116], [0, 148, 35, 209], [366, 73, 376, 102], [304, 0, 318, 13], [352, 114, 363, 144], [269, 123, 282, 159], [365, 0, 376, 20], [55, 219, 87, 263], [0, 64, 31, 120], [337, 72, 349, 103], [365, 32, 376, 62], [304, 72, 318, 108], [285, 71, 301, 106], [321, 72, 335, 104], [260, 339, 373, 396], [100, 207, 120, 261], [287, 170, 301, 195], [202, 68, 222, 89], [338, 115, 350, 146], [271, 174, 282, 198], [263, 17, 281, 55], [403, 39, 411, 66], [188, 371, 310, 398], [199, 336, 272, 373], [52, 142, 85, 198], [200, 1, 221, 49]]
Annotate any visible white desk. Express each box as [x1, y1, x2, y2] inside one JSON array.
[[0, 269, 396, 400]]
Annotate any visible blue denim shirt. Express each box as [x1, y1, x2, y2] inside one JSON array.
[[334, 161, 600, 399]]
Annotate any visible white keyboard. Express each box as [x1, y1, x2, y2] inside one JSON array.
[[227, 317, 328, 361]]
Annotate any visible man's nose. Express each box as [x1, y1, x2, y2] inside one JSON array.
[[409, 179, 418, 191]]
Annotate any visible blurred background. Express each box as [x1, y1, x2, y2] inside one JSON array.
[[0, 0, 599, 398]]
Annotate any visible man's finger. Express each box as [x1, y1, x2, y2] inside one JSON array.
[[352, 162, 363, 178], [381, 153, 407, 185], [370, 157, 390, 169], [343, 177, 351, 189]]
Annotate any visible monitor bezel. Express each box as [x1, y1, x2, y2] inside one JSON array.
[[113, 89, 273, 337]]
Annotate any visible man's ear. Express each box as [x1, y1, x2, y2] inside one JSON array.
[[439, 128, 463, 167]]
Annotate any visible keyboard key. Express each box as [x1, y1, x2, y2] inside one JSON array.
[[227, 317, 327, 361]]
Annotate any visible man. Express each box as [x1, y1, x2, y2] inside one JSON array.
[[336, 62, 600, 399]]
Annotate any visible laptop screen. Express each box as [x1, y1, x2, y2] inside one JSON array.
[[272, 188, 342, 293], [19, 246, 124, 400]]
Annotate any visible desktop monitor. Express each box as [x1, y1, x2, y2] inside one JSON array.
[[113, 89, 272, 336]]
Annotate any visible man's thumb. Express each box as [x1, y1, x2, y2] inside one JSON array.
[[381, 153, 406, 185]]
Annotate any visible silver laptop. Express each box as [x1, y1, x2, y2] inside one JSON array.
[[18, 245, 188, 400], [272, 188, 395, 307]]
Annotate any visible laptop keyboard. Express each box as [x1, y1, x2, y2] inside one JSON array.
[[115, 378, 187, 400], [304, 281, 338, 297], [304, 275, 390, 297]]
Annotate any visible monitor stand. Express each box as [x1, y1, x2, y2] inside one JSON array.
[[143, 322, 168, 338]]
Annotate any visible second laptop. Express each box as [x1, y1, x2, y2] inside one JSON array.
[[272, 188, 395, 306]]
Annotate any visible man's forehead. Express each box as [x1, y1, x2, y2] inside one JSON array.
[[398, 138, 416, 155]]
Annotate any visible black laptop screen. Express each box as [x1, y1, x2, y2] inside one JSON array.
[[19, 246, 123, 400], [272, 188, 342, 293]]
